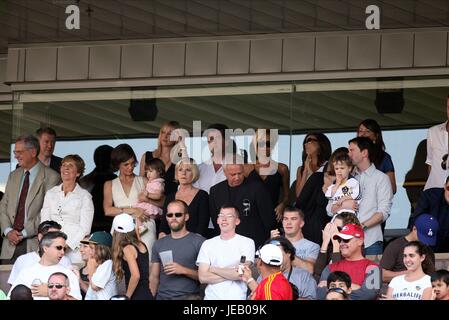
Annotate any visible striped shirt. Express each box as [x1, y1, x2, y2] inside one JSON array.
[[253, 271, 293, 300]]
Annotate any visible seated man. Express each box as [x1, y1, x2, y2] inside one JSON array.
[[381, 214, 437, 283], [317, 224, 381, 300]]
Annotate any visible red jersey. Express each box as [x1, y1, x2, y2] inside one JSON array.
[[329, 259, 378, 286], [253, 271, 293, 300]]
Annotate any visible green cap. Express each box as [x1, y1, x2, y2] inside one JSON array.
[[80, 231, 112, 247]]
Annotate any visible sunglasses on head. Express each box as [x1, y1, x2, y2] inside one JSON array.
[[305, 137, 318, 144], [441, 154, 448, 170], [166, 212, 184, 218], [48, 284, 66, 289]]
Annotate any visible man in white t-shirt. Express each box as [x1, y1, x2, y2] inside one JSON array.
[[270, 207, 320, 273], [8, 231, 82, 300], [8, 220, 72, 286], [425, 95, 449, 190], [197, 205, 255, 300]]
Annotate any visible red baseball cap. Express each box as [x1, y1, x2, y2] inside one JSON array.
[[333, 223, 364, 240]]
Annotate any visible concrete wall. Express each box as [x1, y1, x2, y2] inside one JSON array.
[[5, 28, 449, 89]]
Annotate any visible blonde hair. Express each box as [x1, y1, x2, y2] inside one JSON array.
[[111, 230, 141, 282], [153, 121, 180, 158], [174, 158, 200, 183]]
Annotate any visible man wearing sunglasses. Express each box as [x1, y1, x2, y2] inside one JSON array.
[[150, 200, 205, 300], [317, 224, 381, 300], [48, 272, 72, 300], [424, 95, 449, 190], [7, 220, 72, 286], [8, 231, 82, 300]]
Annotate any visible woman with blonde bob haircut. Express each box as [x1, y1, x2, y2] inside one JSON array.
[[159, 158, 209, 238]]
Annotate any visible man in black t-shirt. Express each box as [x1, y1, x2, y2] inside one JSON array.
[[380, 213, 438, 283]]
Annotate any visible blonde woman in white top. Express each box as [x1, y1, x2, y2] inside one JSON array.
[[40, 155, 94, 263], [385, 241, 434, 300]]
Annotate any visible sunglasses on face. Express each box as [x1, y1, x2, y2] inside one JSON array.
[[48, 284, 66, 289], [338, 238, 352, 243], [53, 245, 66, 251], [257, 141, 271, 148], [441, 154, 448, 170], [166, 212, 184, 218]]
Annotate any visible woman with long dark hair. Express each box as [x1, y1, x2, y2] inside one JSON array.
[[295, 132, 332, 198], [357, 119, 396, 194], [385, 241, 434, 300]]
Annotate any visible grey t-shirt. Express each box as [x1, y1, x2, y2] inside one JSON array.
[[151, 232, 205, 300], [284, 267, 317, 299], [292, 238, 320, 261]]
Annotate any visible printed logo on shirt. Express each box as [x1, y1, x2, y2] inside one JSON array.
[[242, 199, 250, 216]]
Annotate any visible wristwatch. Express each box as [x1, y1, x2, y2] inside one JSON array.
[[361, 223, 368, 230]]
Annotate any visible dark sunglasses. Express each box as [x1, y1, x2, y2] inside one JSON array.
[[54, 245, 66, 251], [166, 212, 184, 218], [48, 284, 66, 289], [257, 141, 271, 148], [441, 154, 448, 170], [338, 238, 352, 243]]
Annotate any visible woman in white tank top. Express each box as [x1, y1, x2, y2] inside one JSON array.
[[103, 144, 157, 260]]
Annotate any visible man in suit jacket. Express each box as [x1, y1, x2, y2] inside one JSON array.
[[36, 127, 63, 174], [0, 135, 60, 263], [209, 155, 276, 248]]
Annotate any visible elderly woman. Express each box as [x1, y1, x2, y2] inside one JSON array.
[[139, 121, 182, 196], [248, 129, 289, 223], [295, 133, 332, 198], [40, 154, 94, 263], [104, 144, 157, 259], [159, 158, 209, 238]]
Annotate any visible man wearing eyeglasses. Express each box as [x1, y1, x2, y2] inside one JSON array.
[[424, 95, 449, 190], [8, 231, 81, 300], [316, 224, 381, 300], [48, 272, 72, 300], [0, 135, 60, 264], [197, 205, 255, 300], [150, 200, 205, 300]]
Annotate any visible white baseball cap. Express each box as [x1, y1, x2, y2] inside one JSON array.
[[257, 243, 283, 266], [112, 213, 135, 233]]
